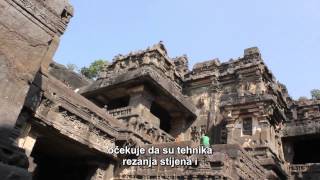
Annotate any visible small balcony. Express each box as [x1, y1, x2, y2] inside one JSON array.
[[289, 163, 320, 178], [108, 106, 175, 144]]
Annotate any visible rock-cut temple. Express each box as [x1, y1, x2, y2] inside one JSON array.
[[0, 0, 320, 179]]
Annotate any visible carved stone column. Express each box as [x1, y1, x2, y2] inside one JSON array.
[[226, 123, 235, 144], [90, 162, 115, 180], [90, 167, 106, 180], [128, 85, 159, 126], [128, 85, 154, 109], [258, 119, 270, 145], [17, 134, 37, 172], [170, 113, 186, 140]]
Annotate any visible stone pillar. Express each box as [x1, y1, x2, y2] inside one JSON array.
[[90, 167, 106, 180], [128, 85, 154, 110], [170, 113, 186, 140], [226, 123, 235, 144], [258, 120, 270, 145], [90, 162, 115, 180], [128, 85, 159, 126], [103, 163, 115, 180], [282, 141, 294, 163], [17, 134, 37, 172], [15, 114, 38, 172]]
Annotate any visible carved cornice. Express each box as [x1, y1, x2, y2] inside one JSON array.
[[34, 97, 117, 155], [282, 117, 320, 137], [5, 0, 73, 35]]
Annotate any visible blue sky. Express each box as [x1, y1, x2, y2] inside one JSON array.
[[54, 0, 320, 99]]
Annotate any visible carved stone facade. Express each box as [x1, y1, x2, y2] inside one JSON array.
[[1, 1, 320, 179], [0, 0, 72, 179]]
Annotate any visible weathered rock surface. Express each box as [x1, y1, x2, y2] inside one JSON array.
[[49, 62, 91, 90], [1, 1, 320, 179], [0, 0, 72, 179]]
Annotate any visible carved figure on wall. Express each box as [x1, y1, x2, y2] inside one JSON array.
[[128, 116, 138, 130], [237, 83, 245, 96], [200, 125, 207, 136], [142, 53, 151, 65], [197, 97, 205, 108], [191, 126, 200, 142]]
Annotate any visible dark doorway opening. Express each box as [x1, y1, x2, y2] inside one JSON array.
[[32, 156, 95, 180], [292, 136, 320, 164], [31, 133, 105, 180], [107, 96, 130, 110], [150, 102, 171, 133]]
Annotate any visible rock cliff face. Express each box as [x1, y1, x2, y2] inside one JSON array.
[[0, 0, 72, 179]]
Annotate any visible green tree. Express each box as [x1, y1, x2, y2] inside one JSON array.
[[311, 89, 320, 100], [66, 63, 78, 71], [80, 59, 107, 79]]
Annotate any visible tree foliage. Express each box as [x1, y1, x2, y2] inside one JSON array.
[[80, 59, 107, 79], [311, 89, 320, 100], [66, 63, 78, 71]]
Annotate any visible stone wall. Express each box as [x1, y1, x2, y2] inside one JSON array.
[[184, 48, 289, 178], [0, 0, 72, 179]]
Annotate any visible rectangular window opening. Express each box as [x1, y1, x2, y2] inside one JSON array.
[[242, 117, 252, 135]]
